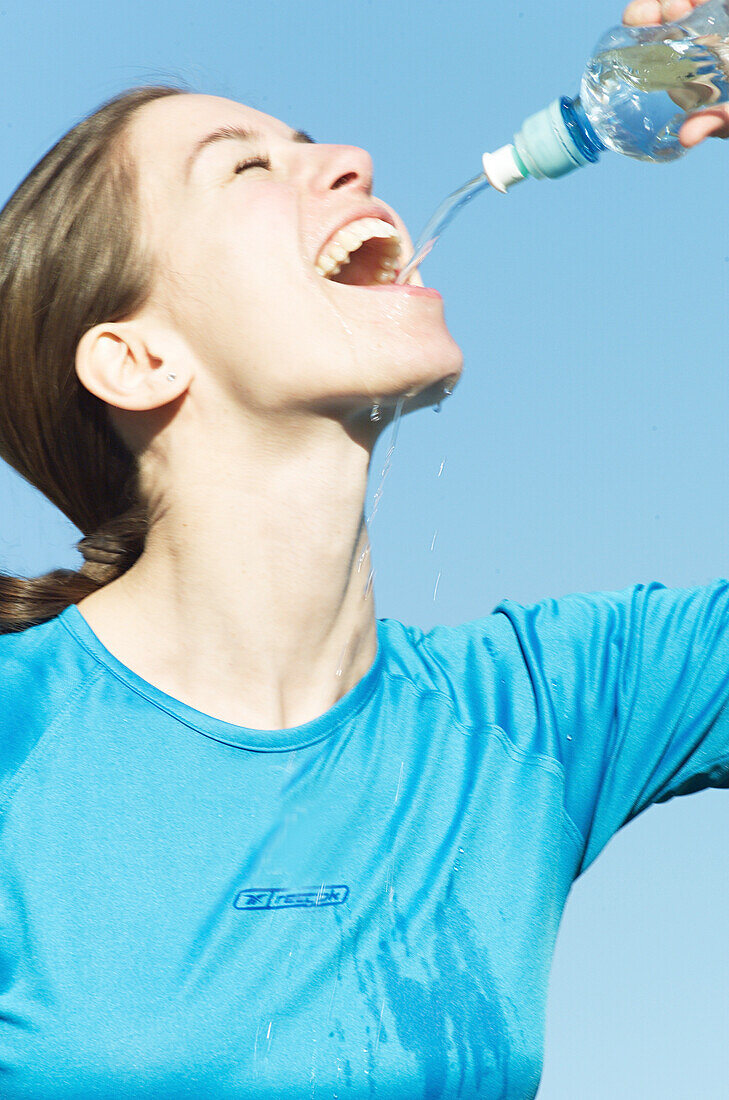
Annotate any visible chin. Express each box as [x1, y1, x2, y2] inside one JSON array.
[[332, 339, 465, 424], [402, 377, 460, 416], [368, 360, 464, 422], [396, 340, 464, 402]]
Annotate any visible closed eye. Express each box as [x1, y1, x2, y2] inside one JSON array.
[[234, 155, 271, 174]]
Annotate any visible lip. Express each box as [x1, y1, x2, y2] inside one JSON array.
[[321, 275, 441, 300], [365, 284, 441, 300], [314, 204, 399, 266]]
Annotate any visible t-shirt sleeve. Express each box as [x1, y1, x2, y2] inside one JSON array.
[[493, 579, 729, 876]]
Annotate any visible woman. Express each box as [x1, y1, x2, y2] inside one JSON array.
[[0, 0, 727, 1095]]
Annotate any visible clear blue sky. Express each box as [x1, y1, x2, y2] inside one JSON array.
[[2, 0, 728, 1093]]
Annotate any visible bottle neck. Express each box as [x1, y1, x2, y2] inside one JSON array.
[[560, 96, 605, 163], [482, 94, 607, 192], [508, 96, 606, 183]]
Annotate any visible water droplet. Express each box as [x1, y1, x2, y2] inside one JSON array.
[[433, 572, 442, 601], [369, 485, 383, 521], [364, 568, 375, 600], [394, 759, 404, 803], [437, 458, 446, 478], [430, 529, 438, 552], [433, 402, 442, 414], [366, 397, 405, 526], [335, 642, 348, 679], [370, 403, 381, 422]]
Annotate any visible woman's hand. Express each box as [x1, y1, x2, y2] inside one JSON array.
[[622, 0, 729, 145]]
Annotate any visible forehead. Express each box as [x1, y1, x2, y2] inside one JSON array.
[[128, 93, 290, 164]]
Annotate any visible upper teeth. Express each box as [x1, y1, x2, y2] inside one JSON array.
[[315, 217, 402, 281]]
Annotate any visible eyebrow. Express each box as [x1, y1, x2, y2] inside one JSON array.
[[185, 125, 316, 181]]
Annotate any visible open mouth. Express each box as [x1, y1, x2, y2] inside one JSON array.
[[314, 217, 422, 287]]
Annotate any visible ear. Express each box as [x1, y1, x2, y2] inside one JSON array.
[[75, 322, 189, 411]]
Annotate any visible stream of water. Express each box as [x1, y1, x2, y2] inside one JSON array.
[[395, 170, 492, 286]]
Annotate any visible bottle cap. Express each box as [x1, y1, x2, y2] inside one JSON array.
[[481, 144, 527, 193], [513, 98, 592, 180]]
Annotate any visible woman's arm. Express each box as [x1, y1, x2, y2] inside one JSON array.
[[418, 581, 729, 879], [493, 581, 729, 877]]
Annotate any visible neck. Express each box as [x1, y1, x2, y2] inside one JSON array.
[[80, 411, 381, 731]]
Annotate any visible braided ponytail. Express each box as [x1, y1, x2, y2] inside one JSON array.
[[0, 83, 191, 635], [76, 505, 148, 585]]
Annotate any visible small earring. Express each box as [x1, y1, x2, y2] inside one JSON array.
[[167, 373, 176, 382]]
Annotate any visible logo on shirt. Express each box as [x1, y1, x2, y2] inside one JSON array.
[[233, 884, 349, 912]]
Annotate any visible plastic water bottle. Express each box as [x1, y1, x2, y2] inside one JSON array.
[[482, 0, 729, 192]]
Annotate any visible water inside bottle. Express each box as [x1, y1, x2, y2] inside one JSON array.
[[582, 34, 729, 158], [395, 171, 492, 285]]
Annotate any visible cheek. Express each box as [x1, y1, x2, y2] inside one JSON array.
[[178, 243, 358, 405], [209, 203, 359, 374]]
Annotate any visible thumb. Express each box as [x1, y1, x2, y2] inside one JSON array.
[[679, 107, 729, 147]]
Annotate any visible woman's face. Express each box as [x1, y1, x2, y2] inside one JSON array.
[[128, 93, 463, 422]]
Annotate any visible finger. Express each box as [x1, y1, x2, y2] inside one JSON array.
[[623, 0, 704, 23], [679, 108, 729, 147], [660, 0, 696, 19], [623, 0, 662, 25]]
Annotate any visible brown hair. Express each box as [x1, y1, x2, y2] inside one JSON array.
[[0, 83, 191, 635]]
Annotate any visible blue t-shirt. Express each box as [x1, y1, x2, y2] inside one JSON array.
[[2, 580, 729, 1098]]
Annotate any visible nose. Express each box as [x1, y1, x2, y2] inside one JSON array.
[[310, 144, 374, 195]]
